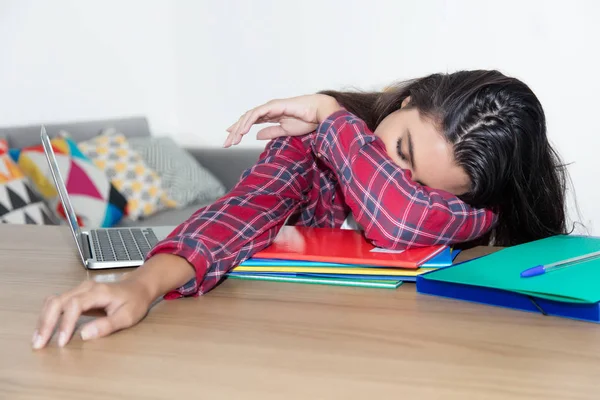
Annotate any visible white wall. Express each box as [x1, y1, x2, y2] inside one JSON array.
[[0, 0, 178, 133], [173, 0, 600, 233], [173, 0, 452, 147], [1, 0, 598, 232]]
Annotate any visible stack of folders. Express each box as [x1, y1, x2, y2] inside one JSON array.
[[417, 235, 600, 323], [226, 226, 460, 289]]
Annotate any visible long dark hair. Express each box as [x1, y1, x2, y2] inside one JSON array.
[[321, 69, 569, 247]]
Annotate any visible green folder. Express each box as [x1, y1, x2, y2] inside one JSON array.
[[227, 273, 403, 289], [420, 235, 600, 304]]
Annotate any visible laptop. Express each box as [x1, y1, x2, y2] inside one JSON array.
[[41, 126, 176, 269]]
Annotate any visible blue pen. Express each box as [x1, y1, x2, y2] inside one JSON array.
[[520, 249, 600, 278]]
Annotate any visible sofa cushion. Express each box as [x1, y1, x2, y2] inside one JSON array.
[[0, 138, 56, 225], [9, 135, 127, 227], [184, 147, 263, 192], [78, 129, 175, 221], [128, 136, 225, 208]]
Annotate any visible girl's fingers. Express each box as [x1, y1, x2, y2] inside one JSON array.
[[256, 115, 281, 125], [230, 113, 247, 135], [225, 100, 287, 147], [32, 295, 64, 349], [224, 112, 247, 147], [56, 288, 112, 347], [225, 107, 256, 147], [79, 304, 142, 342], [245, 103, 285, 134], [223, 131, 234, 148], [256, 126, 287, 140], [236, 108, 260, 140], [235, 104, 281, 145], [32, 281, 94, 349], [224, 119, 242, 147], [223, 122, 241, 147]]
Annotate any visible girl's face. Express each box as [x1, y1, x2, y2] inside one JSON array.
[[374, 102, 470, 195]]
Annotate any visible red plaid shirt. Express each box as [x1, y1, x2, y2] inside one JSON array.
[[147, 110, 497, 299]]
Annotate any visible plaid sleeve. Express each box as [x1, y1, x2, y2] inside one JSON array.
[[312, 110, 497, 249], [146, 136, 314, 298]]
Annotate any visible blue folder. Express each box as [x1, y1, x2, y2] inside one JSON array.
[[416, 235, 600, 323], [416, 275, 600, 323]]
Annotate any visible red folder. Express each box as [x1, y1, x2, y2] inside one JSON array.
[[252, 226, 446, 269]]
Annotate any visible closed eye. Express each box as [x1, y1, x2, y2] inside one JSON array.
[[396, 138, 408, 161], [397, 138, 425, 185]]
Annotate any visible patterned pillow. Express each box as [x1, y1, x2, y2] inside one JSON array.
[[8, 135, 127, 227], [128, 136, 225, 208], [0, 138, 57, 225], [78, 129, 176, 221]]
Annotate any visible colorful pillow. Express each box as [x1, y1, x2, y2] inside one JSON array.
[[0, 138, 57, 225], [78, 129, 176, 221], [128, 136, 225, 208], [8, 135, 127, 227]]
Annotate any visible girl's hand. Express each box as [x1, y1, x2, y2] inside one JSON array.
[[223, 94, 341, 147], [32, 254, 195, 349], [32, 279, 153, 349]]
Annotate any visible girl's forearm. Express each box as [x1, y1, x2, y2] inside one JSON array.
[[125, 254, 196, 301]]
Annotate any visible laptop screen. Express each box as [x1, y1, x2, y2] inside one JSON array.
[[41, 127, 88, 265]]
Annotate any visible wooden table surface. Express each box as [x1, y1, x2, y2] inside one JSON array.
[[1, 225, 600, 399]]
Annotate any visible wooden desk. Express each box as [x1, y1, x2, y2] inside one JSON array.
[[1, 225, 600, 399]]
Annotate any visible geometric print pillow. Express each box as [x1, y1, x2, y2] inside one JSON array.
[[128, 136, 225, 208], [78, 129, 176, 221], [0, 138, 56, 225], [8, 135, 127, 228]]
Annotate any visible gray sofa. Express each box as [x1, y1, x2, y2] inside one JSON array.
[[0, 116, 264, 227]]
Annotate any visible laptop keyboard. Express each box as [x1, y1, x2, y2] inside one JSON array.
[[90, 228, 159, 262]]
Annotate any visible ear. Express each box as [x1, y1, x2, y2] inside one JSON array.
[[401, 96, 411, 108]]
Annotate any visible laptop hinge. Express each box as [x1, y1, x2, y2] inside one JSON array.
[[81, 232, 93, 261]]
